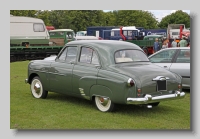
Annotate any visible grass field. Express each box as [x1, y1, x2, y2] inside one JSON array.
[[10, 61, 190, 129]]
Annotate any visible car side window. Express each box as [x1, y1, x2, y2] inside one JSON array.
[[58, 47, 68, 61], [79, 47, 99, 65], [149, 49, 177, 63], [57, 46, 77, 62], [66, 47, 78, 63], [175, 49, 190, 63]]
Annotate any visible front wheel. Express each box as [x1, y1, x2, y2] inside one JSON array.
[[30, 76, 48, 99], [94, 96, 115, 112]]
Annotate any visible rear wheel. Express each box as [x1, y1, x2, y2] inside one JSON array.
[[94, 96, 115, 112], [30, 76, 48, 99]]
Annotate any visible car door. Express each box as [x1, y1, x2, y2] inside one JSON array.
[[48, 46, 78, 93], [72, 46, 100, 97], [149, 49, 178, 70], [169, 49, 190, 87]]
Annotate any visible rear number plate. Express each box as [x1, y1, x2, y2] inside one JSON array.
[[157, 80, 167, 91]]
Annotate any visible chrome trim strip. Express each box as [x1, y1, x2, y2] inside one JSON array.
[[152, 76, 170, 81], [127, 91, 185, 104]]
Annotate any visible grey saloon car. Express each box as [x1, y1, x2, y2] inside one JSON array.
[[25, 40, 185, 112], [148, 47, 190, 89]]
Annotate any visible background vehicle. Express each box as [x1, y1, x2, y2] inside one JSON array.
[[87, 26, 166, 55], [74, 36, 100, 40], [76, 31, 87, 36], [49, 29, 75, 46], [148, 47, 190, 89], [44, 36, 101, 60], [10, 16, 75, 62], [25, 40, 185, 112], [167, 24, 190, 47], [126, 35, 164, 55], [10, 15, 50, 47], [46, 26, 55, 31]]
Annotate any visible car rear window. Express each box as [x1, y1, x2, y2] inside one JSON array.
[[115, 49, 149, 63]]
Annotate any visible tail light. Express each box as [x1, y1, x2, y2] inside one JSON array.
[[137, 88, 141, 97], [178, 84, 182, 90], [127, 78, 134, 87], [137, 88, 141, 93]]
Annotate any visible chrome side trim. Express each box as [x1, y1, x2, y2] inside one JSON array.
[[127, 91, 185, 104]]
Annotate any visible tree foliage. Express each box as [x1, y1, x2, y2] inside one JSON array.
[[114, 10, 158, 29], [10, 10, 190, 32], [10, 10, 37, 17], [158, 10, 190, 28]]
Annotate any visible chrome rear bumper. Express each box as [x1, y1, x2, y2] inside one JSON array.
[[127, 91, 185, 104]]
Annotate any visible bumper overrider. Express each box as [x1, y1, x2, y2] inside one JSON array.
[[127, 91, 185, 104], [25, 79, 28, 84]]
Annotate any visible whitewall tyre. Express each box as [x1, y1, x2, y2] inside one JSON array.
[[94, 96, 115, 112], [30, 76, 48, 99]]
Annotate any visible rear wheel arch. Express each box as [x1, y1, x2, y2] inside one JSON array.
[[90, 85, 115, 112], [90, 85, 113, 100]]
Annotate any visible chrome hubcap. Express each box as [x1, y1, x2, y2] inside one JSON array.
[[34, 83, 41, 94], [99, 97, 109, 106]]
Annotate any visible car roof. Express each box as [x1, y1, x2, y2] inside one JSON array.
[[67, 40, 141, 51], [160, 47, 190, 50], [66, 40, 144, 67]]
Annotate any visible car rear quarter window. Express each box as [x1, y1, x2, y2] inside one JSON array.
[[79, 47, 100, 65], [66, 47, 78, 63]]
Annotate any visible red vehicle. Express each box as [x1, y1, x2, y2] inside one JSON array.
[[167, 24, 190, 47], [46, 26, 55, 31]]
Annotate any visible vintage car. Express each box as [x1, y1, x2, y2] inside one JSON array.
[[25, 40, 185, 112]]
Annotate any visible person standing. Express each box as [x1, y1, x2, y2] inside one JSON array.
[[171, 38, 177, 47], [153, 38, 160, 53], [162, 41, 168, 49], [178, 36, 188, 47]]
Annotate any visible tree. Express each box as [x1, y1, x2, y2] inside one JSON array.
[[158, 10, 190, 28], [112, 10, 158, 29], [10, 10, 37, 17], [36, 10, 51, 26]]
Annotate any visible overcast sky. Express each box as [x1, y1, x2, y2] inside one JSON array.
[[103, 10, 190, 22]]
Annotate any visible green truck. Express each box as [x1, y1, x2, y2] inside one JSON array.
[[126, 35, 163, 55]]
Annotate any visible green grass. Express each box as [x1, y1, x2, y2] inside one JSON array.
[[10, 61, 190, 130]]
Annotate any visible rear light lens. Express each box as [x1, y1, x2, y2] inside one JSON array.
[[127, 78, 134, 87]]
